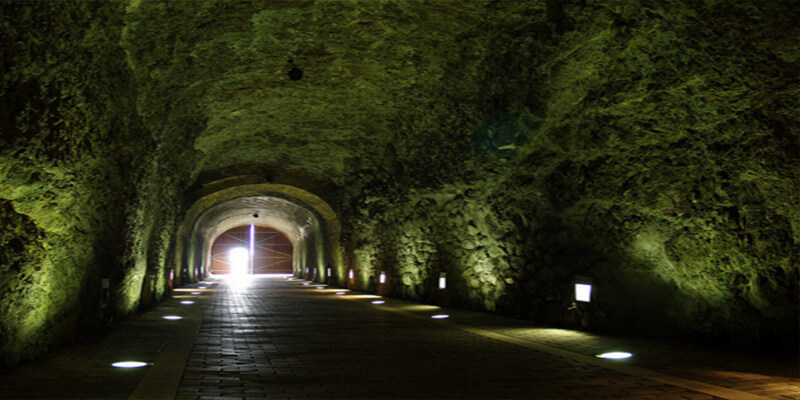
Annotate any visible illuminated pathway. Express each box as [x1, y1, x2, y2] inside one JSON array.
[[169, 276, 797, 399], [0, 276, 797, 399]]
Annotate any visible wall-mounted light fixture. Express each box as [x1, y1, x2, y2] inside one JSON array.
[[438, 272, 447, 289], [379, 271, 387, 284], [348, 269, 354, 280], [575, 275, 593, 302]]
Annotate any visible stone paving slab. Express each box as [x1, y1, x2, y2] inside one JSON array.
[[0, 286, 212, 400]]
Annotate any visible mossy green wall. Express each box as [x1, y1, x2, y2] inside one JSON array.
[[339, 0, 799, 350], [0, 1, 180, 365]]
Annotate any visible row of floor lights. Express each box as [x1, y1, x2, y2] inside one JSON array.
[[316, 271, 632, 360], [112, 294, 196, 369]]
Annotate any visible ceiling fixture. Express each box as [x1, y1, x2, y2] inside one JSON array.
[[287, 59, 303, 81]]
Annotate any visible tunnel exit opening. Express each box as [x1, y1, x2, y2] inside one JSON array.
[[209, 225, 293, 275]]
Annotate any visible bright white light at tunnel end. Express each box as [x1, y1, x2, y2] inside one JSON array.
[[596, 351, 633, 360], [111, 361, 151, 369]]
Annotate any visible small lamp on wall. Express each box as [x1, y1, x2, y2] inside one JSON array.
[[574, 275, 593, 303]]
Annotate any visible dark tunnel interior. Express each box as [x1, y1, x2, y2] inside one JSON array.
[[0, 0, 798, 370]]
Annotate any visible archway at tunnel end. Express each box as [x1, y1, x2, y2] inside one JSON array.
[[172, 183, 342, 287]]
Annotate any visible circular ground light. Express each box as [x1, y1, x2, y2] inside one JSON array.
[[431, 314, 450, 319], [596, 352, 633, 359], [180, 301, 194, 305], [335, 292, 346, 295], [111, 361, 149, 368], [371, 300, 386, 305], [162, 315, 183, 320]]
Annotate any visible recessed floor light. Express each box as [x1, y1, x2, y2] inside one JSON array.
[[431, 314, 450, 319], [335, 291, 346, 295], [180, 301, 194, 305], [191, 292, 201, 295], [198, 286, 207, 289], [162, 315, 183, 320], [111, 361, 149, 368], [371, 300, 386, 305], [316, 286, 325, 289], [303, 282, 310, 286], [596, 352, 633, 359]]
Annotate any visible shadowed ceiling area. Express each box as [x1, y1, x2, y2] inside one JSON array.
[[0, 0, 798, 367], [196, 196, 317, 246]]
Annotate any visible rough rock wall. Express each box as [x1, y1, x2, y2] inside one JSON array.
[[0, 1, 174, 366], [341, 0, 799, 351]]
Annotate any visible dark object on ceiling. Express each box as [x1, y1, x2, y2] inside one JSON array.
[[288, 66, 303, 81]]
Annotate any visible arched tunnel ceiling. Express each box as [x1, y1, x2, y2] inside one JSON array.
[[195, 196, 317, 246], [121, 0, 505, 185]]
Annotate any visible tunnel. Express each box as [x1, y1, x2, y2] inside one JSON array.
[[0, 0, 798, 398]]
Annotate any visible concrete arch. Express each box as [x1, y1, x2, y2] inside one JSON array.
[[172, 183, 342, 285]]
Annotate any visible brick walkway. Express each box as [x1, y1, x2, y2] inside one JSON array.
[[175, 277, 798, 400], [0, 275, 797, 399]]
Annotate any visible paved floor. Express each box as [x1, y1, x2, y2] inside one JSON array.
[[0, 275, 797, 399]]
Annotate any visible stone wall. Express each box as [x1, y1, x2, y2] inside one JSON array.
[[340, 0, 799, 351]]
